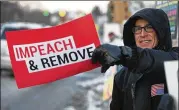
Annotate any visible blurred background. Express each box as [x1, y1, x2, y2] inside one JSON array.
[[1, 1, 178, 110]]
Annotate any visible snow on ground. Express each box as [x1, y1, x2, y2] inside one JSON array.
[[76, 74, 110, 110], [76, 75, 104, 88], [64, 73, 110, 110]]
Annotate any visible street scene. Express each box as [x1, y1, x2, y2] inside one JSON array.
[[1, 68, 109, 110], [1, 1, 178, 110]]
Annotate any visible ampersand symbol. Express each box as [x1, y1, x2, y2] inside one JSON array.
[[29, 60, 38, 71]]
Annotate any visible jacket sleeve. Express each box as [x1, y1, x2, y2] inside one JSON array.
[[125, 47, 178, 78], [110, 70, 124, 110]]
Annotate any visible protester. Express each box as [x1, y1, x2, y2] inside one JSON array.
[[91, 8, 178, 110]]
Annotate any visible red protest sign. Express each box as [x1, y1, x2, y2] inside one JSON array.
[[6, 14, 100, 89]]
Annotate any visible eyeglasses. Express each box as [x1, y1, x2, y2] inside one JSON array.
[[132, 24, 154, 34]]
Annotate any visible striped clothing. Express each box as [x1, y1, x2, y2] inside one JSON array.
[[151, 84, 164, 97]]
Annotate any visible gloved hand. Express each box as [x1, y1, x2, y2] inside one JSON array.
[[92, 44, 132, 73]]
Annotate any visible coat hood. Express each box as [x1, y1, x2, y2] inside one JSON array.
[[123, 8, 172, 51]]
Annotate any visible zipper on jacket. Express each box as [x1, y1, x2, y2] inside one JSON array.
[[131, 73, 143, 110], [131, 83, 136, 110]]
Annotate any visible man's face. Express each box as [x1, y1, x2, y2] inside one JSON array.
[[133, 19, 158, 49]]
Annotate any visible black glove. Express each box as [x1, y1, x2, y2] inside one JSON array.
[[92, 44, 132, 73]]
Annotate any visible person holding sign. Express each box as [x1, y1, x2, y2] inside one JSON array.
[[91, 8, 178, 110]]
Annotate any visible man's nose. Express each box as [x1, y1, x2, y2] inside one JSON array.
[[141, 28, 147, 36]]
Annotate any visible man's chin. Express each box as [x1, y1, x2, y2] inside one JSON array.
[[139, 45, 153, 49]]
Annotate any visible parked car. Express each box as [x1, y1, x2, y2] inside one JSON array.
[[0, 22, 50, 75]]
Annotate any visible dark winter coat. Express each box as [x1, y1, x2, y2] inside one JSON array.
[[110, 8, 178, 110]]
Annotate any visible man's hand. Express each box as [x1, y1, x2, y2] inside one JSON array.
[[92, 44, 122, 73], [92, 44, 133, 73]]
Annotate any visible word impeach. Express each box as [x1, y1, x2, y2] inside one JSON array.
[[13, 36, 95, 73]]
